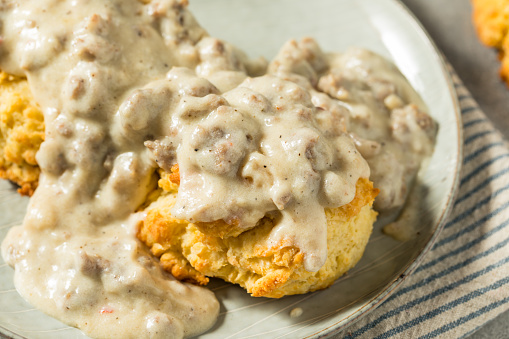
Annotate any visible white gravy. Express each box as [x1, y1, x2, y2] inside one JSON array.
[[0, 1, 221, 338], [143, 68, 369, 271], [0, 1, 435, 338], [268, 39, 436, 212]]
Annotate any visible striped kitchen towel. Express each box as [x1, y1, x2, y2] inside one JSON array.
[[338, 69, 509, 338]]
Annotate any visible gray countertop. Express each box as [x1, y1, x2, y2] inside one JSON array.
[[400, 0, 509, 337]]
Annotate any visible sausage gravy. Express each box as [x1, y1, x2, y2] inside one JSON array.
[[0, 1, 435, 338]]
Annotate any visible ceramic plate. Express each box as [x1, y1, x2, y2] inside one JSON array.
[[0, 0, 462, 338]]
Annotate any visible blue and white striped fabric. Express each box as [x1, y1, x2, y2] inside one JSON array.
[[338, 69, 509, 338]]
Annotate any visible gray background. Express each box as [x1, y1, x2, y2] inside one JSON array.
[[401, 0, 509, 338]]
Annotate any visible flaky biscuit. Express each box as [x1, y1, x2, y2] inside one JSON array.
[[138, 172, 378, 298], [0, 72, 44, 195], [472, 0, 509, 85]]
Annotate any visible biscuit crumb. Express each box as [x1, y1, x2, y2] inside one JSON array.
[[290, 307, 303, 318]]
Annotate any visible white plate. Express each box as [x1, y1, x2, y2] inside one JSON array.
[[0, 0, 462, 338]]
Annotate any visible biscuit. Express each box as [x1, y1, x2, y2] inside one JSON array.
[[0, 72, 44, 195], [472, 0, 509, 85], [138, 168, 378, 298]]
